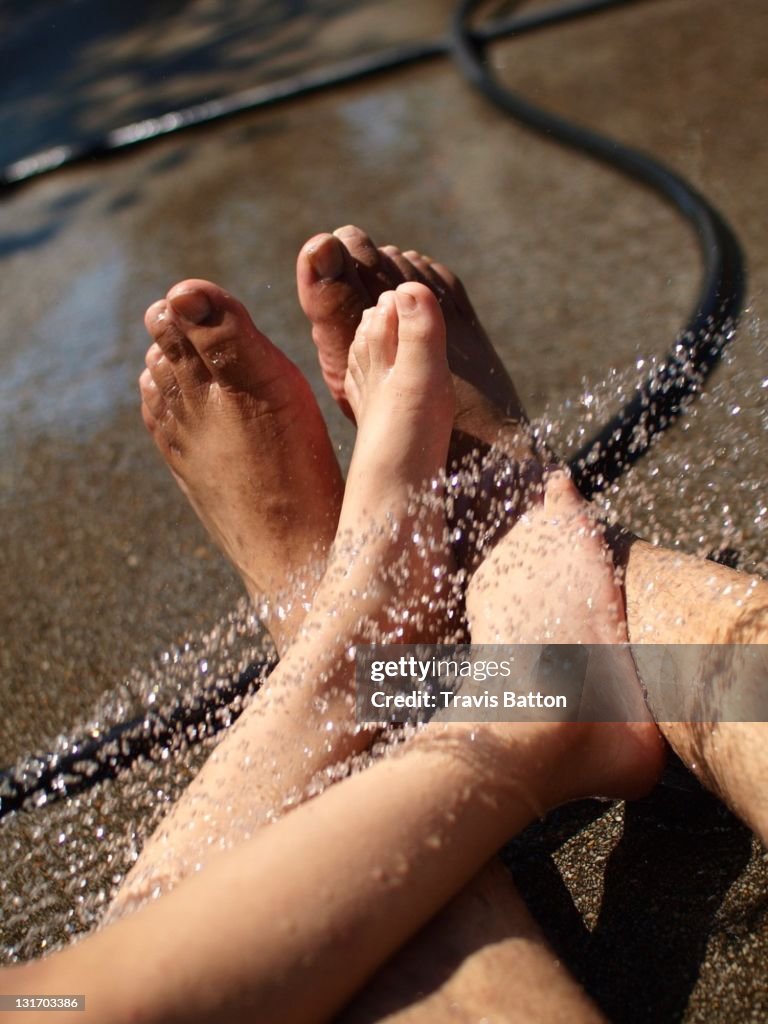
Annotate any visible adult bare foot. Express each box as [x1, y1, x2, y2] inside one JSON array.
[[466, 470, 665, 803], [297, 224, 534, 464], [139, 279, 343, 652]]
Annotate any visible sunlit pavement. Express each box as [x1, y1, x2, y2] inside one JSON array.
[[1, 1, 767, 1017]]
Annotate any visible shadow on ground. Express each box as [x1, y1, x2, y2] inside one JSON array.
[[506, 775, 759, 1022]]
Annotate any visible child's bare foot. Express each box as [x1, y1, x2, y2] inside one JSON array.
[[139, 279, 343, 651], [311, 281, 456, 641], [297, 225, 534, 464], [466, 471, 665, 804]]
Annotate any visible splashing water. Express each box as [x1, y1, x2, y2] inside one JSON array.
[[0, 318, 765, 963], [548, 315, 767, 575]]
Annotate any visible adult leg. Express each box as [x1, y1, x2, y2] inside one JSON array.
[[614, 533, 768, 841], [338, 859, 605, 1024], [118, 281, 453, 915]]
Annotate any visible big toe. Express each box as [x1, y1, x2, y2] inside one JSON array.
[[297, 226, 409, 417], [167, 279, 280, 388], [296, 233, 371, 414], [392, 283, 447, 372]]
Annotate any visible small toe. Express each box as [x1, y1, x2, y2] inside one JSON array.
[[403, 251, 449, 296], [333, 225, 402, 296], [429, 260, 475, 317], [145, 300, 198, 365], [333, 225, 381, 270], [139, 367, 169, 422], [543, 471, 581, 518], [140, 399, 159, 434], [366, 292, 399, 369], [380, 246, 425, 285], [144, 300, 169, 335], [427, 259, 461, 292], [144, 342, 164, 372], [148, 343, 180, 390]]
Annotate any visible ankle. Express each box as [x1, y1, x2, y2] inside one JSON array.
[[419, 720, 592, 817]]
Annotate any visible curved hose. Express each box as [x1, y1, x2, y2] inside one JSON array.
[[451, 0, 746, 496]]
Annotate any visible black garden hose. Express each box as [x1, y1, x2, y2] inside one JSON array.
[[451, 0, 745, 496]]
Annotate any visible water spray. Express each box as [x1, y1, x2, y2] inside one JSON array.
[[0, 0, 747, 817]]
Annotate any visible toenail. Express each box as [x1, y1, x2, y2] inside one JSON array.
[[309, 238, 345, 280], [395, 290, 418, 314], [170, 289, 212, 324], [377, 292, 395, 314]]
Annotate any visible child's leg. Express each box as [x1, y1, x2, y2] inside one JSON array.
[[11, 707, 606, 1024]]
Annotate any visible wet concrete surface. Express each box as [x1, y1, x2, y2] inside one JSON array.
[[1, 0, 767, 1019]]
